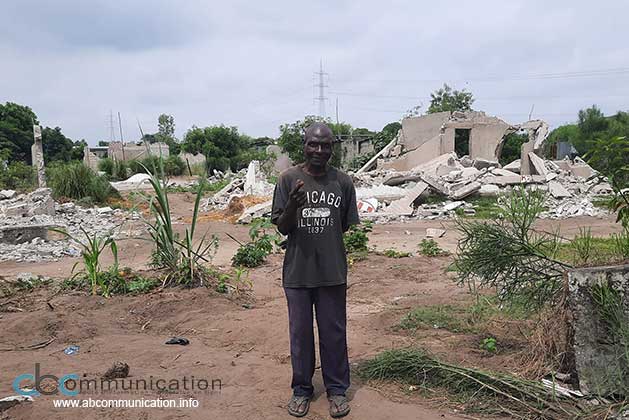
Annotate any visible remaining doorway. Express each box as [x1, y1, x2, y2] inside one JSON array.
[[454, 128, 471, 157]]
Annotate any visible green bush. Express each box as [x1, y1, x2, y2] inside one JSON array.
[[98, 157, 128, 181], [163, 155, 186, 176], [343, 221, 373, 253], [418, 239, 448, 256], [48, 162, 117, 203], [0, 162, 36, 191], [231, 218, 280, 268]]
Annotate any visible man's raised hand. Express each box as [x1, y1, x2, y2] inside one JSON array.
[[289, 180, 307, 207]]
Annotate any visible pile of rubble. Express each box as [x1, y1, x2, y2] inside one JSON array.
[[202, 161, 275, 223], [0, 188, 142, 263], [352, 152, 613, 221]]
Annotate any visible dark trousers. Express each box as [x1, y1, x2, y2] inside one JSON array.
[[284, 284, 350, 397]]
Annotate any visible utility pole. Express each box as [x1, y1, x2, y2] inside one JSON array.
[[314, 59, 328, 119]]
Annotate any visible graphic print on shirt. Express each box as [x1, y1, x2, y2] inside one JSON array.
[[297, 189, 341, 235]]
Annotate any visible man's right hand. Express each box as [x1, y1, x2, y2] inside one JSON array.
[[288, 180, 307, 208]]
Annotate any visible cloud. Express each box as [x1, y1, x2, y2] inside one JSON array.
[[0, 0, 628, 144]]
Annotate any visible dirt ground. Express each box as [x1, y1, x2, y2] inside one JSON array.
[[0, 193, 624, 419]]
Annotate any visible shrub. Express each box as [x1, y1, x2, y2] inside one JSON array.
[[231, 218, 280, 268], [48, 162, 117, 203], [163, 155, 186, 176], [418, 239, 448, 256], [343, 221, 373, 253], [98, 158, 128, 181], [0, 162, 36, 191]]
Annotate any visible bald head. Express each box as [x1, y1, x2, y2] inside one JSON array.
[[303, 122, 334, 169], [304, 122, 333, 143]]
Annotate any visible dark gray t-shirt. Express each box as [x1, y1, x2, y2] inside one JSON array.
[[271, 165, 360, 288]]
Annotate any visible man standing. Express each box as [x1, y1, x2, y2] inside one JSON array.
[[271, 122, 359, 418]]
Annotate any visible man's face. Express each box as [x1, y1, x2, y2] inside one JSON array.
[[304, 132, 333, 167]]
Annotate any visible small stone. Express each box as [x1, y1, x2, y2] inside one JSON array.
[[425, 228, 446, 238]]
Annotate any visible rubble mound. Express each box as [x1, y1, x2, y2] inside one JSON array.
[[0, 189, 143, 263]]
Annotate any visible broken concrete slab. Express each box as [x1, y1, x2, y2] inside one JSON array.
[[426, 228, 446, 238], [567, 264, 629, 396], [503, 159, 521, 174], [0, 395, 33, 411], [548, 181, 572, 198], [383, 174, 422, 186], [472, 158, 499, 170], [237, 200, 272, 224], [479, 184, 500, 196], [484, 175, 523, 186], [570, 158, 595, 179], [443, 201, 465, 211], [384, 181, 428, 215], [491, 168, 518, 177], [528, 152, 548, 176], [0, 224, 56, 245], [459, 167, 481, 179], [449, 181, 481, 200], [0, 190, 16, 200]]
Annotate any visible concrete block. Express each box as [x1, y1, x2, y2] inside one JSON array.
[[492, 168, 518, 177], [426, 228, 446, 238], [443, 201, 464, 211], [484, 175, 523, 186], [0, 224, 53, 245], [503, 159, 521, 174], [473, 158, 499, 170], [384, 181, 428, 215], [570, 164, 594, 179], [0, 190, 16, 200], [528, 152, 548, 176], [460, 167, 480, 179], [567, 265, 629, 395], [548, 181, 572, 198], [449, 181, 481, 200], [479, 184, 500, 196]]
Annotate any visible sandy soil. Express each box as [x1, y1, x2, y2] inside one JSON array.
[[0, 193, 623, 419]]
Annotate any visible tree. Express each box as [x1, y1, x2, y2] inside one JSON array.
[[277, 116, 347, 168], [42, 127, 75, 163], [578, 105, 608, 139], [427, 84, 474, 114], [0, 102, 39, 163], [181, 125, 251, 172], [373, 122, 401, 152], [155, 114, 180, 155], [499, 132, 528, 165]]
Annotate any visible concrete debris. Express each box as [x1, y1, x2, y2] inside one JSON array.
[[567, 265, 629, 396], [472, 158, 499, 170], [0, 189, 142, 262], [237, 200, 272, 224], [491, 168, 518, 177], [357, 198, 379, 213], [503, 159, 521, 173], [548, 181, 572, 198], [443, 201, 465, 211], [449, 181, 481, 200], [0, 395, 33, 411], [479, 184, 500, 196], [384, 181, 428, 215], [425, 228, 446, 238], [528, 152, 548, 176], [243, 160, 274, 196], [110, 173, 152, 191], [0, 190, 16, 200]]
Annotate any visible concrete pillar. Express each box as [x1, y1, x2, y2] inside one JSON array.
[[31, 125, 46, 187]]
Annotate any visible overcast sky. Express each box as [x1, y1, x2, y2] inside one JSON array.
[[1, 0, 627, 145]]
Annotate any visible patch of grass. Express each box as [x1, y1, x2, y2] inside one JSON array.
[[0, 162, 36, 191], [418, 239, 448, 257], [400, 305, 470, 332], [556, 235, 624, 266], [358, 348, 586, 419], [422, 194, 448, 205], [48, 162, 118, 204], [592, 196, 614, 209], [455, 196, 501, 219], [383, 249, 412, 258]]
